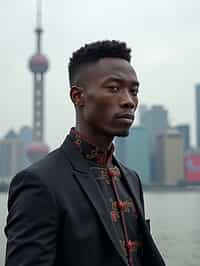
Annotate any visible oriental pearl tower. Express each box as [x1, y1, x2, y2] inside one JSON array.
[[27, 0, 49, 163]]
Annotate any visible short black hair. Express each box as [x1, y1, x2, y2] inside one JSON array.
[[68, 40, 132, 86]]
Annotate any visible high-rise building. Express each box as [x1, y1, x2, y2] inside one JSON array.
[[115, 126, 151, 185], [138, 104, 148, 125], [195, 83, 200, 147], [19, 126, 32, 146], [156, 129, 184, 185], [19, 126, 33, 167], [139, 105, 169, 153], [175, 124, 190, 151], [27, 0, 49, 163], [139, 105, 169, 181], [0, 132, 24, 178]]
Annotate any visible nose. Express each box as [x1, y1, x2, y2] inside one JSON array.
[[119, 90, 137, 110]]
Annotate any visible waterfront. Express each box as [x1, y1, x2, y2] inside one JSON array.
[[1, 191, 200, 266]]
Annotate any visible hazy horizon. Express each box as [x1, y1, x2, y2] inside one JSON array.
[[1, 0, 200, 149]]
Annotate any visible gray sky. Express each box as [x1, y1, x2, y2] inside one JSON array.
[[1, 0, 200, 149]]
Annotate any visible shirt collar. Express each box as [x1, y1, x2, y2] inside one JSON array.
[[69, 127, 114, 166]]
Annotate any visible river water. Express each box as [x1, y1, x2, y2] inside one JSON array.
[[0, 191, 200, 266]]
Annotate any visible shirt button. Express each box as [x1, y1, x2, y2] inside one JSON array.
[[127, 240, 133, 250], [117, 200, 126, 211], [107, 168, 115, 177]]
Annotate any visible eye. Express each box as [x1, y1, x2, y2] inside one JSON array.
[[107, 86, 120, 93], [130, 87, 139, 96]]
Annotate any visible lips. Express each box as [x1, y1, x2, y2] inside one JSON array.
[[115, 113, 134, 120]]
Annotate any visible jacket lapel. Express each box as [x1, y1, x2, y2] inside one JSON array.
[[74, 171, 127, 264], [114, 159, 144, 217], [115, 160, 166, 266], [61, 137, 127, 265]]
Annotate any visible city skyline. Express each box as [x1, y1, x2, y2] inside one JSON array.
[[1, 0, 200, 148]]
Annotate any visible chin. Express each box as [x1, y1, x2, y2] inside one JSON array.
[[115, 128, 130, 137]]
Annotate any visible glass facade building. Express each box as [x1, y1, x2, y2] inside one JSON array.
[[115, 126, 151, 185]]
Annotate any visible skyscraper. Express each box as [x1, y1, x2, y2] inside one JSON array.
[[27, 0, 49, 163], [0, 130, 24, 178], [139, 105, 169, 181], [195, 83, 200, 147], [156, 129, 184, 185], [19, 126, 33, 167], [139, 105, 169, 153], [175, 124, 190, 151], [115, 126, 151, 185]]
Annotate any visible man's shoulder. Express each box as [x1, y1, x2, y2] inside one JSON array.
[[27, 147, 69, 175], [11, 146, 72, 192]]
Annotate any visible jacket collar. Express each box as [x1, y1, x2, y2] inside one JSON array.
[[68, 127, 114, 166]]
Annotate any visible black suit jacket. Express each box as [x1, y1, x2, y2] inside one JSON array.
[[5, 136, 165, 266]]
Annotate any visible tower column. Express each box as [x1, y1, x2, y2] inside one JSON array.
[[33, 73, 44, 142], [27, 0, 49, 163]]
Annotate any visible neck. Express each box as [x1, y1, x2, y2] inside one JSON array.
[[75, 123, 113, 151]]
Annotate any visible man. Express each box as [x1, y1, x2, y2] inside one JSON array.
[[5, 40, 165, 266]]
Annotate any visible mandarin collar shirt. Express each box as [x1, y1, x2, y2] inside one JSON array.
[[69, 128, 144, 266]]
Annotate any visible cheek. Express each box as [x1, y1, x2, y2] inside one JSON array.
[[83, 100, 103, 120], [84, 92, 117, 120], [86, 101, 114, 122]]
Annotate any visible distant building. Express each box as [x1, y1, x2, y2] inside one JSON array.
[[195, 83, 200, 147], [19, 126, 32, 146], [139, 105, 169, 181], [115, 126, 151, 185], [5, 129, 18, 140], [156, 129, 184, 185], [0, 137, 24, 177], [175, 124, 190, 151], [138, 104, 148, 125], [184, 149, 200, 184], [139, 105, 169, 153], [19, 126, 33, 168], [0, 127, 33, 178]]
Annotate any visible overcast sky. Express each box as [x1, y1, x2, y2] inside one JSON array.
[[1, 0, 200, 149]]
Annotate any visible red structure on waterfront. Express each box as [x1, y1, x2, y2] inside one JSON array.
[[184, 154, 200, 184]]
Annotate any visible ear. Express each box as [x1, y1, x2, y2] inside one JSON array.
[[70, 85, 85, 107]]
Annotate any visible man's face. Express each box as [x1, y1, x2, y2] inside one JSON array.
[[80, 58, 139, 137]]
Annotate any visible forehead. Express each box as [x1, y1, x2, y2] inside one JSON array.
[[81, 58, 138, 85]]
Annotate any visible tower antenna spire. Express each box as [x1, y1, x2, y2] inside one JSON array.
[[35, 0, 43, 53], [37, 0, 42, 29]]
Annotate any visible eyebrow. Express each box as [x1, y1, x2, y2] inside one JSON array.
[[102, 76, 140, 87]]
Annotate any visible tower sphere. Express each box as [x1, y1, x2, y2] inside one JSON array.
[[29, 53, 49, 73], [26, 142, 49, 162]]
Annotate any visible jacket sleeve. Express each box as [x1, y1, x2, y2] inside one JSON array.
[[5, 171, 59, 266]]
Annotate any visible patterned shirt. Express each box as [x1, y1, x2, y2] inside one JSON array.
[[69, 128, 143, 266]]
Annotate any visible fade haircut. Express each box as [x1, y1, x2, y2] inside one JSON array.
[[68, 40, 132, 86]]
